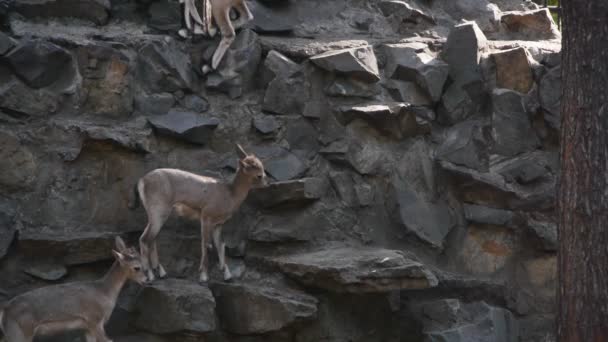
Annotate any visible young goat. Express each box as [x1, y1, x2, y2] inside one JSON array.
[[0, 237, 145, 342], [133, 144, 266, 283]]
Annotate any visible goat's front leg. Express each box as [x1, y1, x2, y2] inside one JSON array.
[[199, 218, 210, 283], [232, 0, 254, 29], [205, 4, 236, 72], [212, 227, 232, 281]]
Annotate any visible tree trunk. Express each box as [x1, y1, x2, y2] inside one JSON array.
[[558, 2, 608, 342]]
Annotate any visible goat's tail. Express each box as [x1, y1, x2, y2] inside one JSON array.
[[128, 180, 142, 210]]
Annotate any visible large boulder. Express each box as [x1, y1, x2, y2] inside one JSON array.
[[310, 45, 380, 83], [249, 207, 324, 242], [148, 110, 220, 145], [501, 8, 560, 40], [134, 279, 216, 334], [491, 47, 534, 94], [137, 39, 194, 93], [249, 178, 326, 208], [0, 130, 37, 192], [14, 0, 110, 25], [383, 44, 448, 102], [211, 282, 317, 334], [268, 247, 438, 293], [491, 89, 539, 156], [442, 21, 487, 87]]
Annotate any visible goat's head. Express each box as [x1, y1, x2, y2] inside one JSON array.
[[236, 144, 267, 188], [112, 236, 147, 284]]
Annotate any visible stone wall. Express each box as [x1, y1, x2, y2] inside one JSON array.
[[0, 0, 561, 341]]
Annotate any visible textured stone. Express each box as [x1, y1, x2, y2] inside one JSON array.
[[491, 89, 539, 156], [491, 47, 534, 94], [0, 31, 15, 55], [14, 0, 110, 25], [501, 9, 560, 40], [0, 129, 37, 192], [539, 66, 560, 129], [463, 204, 515, 227], [442, 21, 487, 86], [260, 50, 300, 86], [252, 115, 280, 135], [135, 279, 216, 334], [310, 45, 380, 83], [378, 1, 434, 24], [339, 103, 430, 139], [437, 82, 478, 124], [148, 110, 219, 145], [460, 225, 517, 275], [384, 80, 431, 105], [263, 69, 309, 115], [383, 44, 448, 102], [24, 262, 68, 281], [0, 201, 17, 260], [249, 209, 320, 242], [269, 247, 438, 293], [147, 0, 181, 32], [211, 282, 317, 334], [181, 94, 209, 113], [436, 120, 491, 172], [248, 0, 295, 34], [325, 76, 380, 98], [250, 146, 308, 181], [134, 92, 174, 116], [137, 39, 194, 93], [249, 178, 326, 208]]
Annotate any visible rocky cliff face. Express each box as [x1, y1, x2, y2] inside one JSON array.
[[0, 0, 561, 341]]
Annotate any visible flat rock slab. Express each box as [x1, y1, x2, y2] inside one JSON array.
[[310, 45, 380, 83], [268, 247, 438, 293], [210, 282, 317, 334], [14, 0, 111, 25], [249, 178, 326, 208], [148, 110, 220, 145], [135, 279, 216, 334], [259, 37, 369, 62]]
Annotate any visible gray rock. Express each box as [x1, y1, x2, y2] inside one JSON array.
[[249, 209, 320, 242], [378, 1, 434, 24], [24, 262, 68, 281], [409, 299, 518, 342], [310, 45, 380, 83], [148, 110, 219, 145], [263, 69, 309, 115], [325, 76, 381, 98], [501, 9, 560, 40], [0, 73, 65, 116], [491, 89, 539, 156], [211, 282, 317, 334], [437, 83, 478, 124], [252, 115, 280, 135], [181, 94, 209, 113], [495, 151, 557, 185], [250, 146, 308, 181], [383, 44, 448, 102], [248, 0, 295, 34], [539, 66, 560, 130], [339, 103, 430, 139], [135, 279, 216, 334], [5, 39, 76, 89], [383, 80, 431, 106], [0, 201, 17, 260], [249, 178, 326, 208], [260, 50, 300, 86], [329, 171, 359, 207], [269, 247, 438, 293], [436, 120, 491, 172], [463, 204, 515, 226], [320, 139, 384, 175], [491, 47, 534, 94], [389, 180, 455, 249], [0, 31, 15, 55], [147, 0, 181, 32], [134, 92, 174, 116], [442, 21, 487, 87], [523, 214, 557, 251], [0, 129, 37, 192], [137, 39, 194, 93], [14, 0, 110, 25]]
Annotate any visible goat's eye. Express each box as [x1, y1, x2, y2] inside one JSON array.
[[133, 266, 141, 272]]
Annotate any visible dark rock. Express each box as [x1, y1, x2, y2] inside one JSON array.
[[268, 247, 438, 293], [137, 39, 194, 93], [383, 44, 448, 102], [523, 214, 557, 251], [135, 279, 216, 334], [310, 45, 380, 83], [147, 0, 181, 32], [259, 37, 369, 62], [325, 76, 381, 98], [383, 80, 431, 105], [491, 47, 534, 94], [249, 178, 326, 208], [491, 89, 539, 156], [408, 299, 518, 342], [206, 29, 262, 98], [248, 0, 295, 34], [148, 110, 219, 145], [442, 21, 487, 87], [495, 151, 557, 185], [436, 120, 491, 172], [260, 50, 300, 86], [0, 31, 15, 55], [0, 129, 37, 192], [211, 282, 317, 334], [252, 115, 280, 135], [5, 39, 76, 89], [319, 139, 384, 175], [262, 69, 309, 115], [249, 208, 322, 242], [389, 180, 455, 249], [250, 146, 308, 181], [134, 92, 175, 116], [378, 1, 434, 24], [0, 201, 17, 259], [539, 66, 560, 130], [329, 171, 358, 207], [463, 204, 515, 226], [14, 0, 110, 25], [339, 103, 430, 139], [24, 262, 68, 281], [437, 83, 478, 124], [501, 9, 560, 40], [0, 74, 66, 116], [182, 94, 209, 113]]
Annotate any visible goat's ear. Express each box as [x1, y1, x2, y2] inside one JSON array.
[[239, 159, 249, 170], [112, 250, 125, 262], [115, 236, 127, 252], [236, 144, 248, 159]]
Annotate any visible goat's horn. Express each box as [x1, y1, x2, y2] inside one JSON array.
[[236, 144, 248, 158]]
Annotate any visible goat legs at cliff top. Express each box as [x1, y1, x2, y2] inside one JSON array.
[[135, 144, 266, 283], [180, 0, 254, 74]]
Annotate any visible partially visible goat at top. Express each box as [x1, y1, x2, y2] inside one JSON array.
[[132, 144, 267, 283]]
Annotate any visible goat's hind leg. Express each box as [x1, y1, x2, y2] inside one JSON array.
[[208, 5, 236, 71], [139, 207, 171, 282], [199, 218, 212, 283]]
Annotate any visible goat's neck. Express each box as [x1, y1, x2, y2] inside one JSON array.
[[99, 261, 128, 303], [230, 168, 253, 204]]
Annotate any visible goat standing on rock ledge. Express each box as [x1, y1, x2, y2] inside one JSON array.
[[132, 144, 267, 283]]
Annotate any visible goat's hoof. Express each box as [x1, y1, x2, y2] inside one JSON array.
[[223, 269, 233, 282], [199, 272, 209, 283], [146, 271, 156, 283], [201, 65, 212, 75], [157, 266, 167, 279], [177, 29, 190, 39]]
